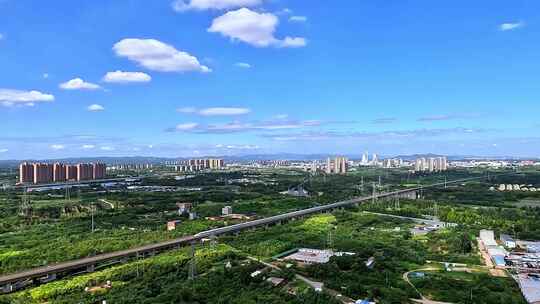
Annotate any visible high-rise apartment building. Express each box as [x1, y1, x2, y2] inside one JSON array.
[[66, 165, 78, 181], [18, 162, 34, 184], [414, 157, 448, 173], [175, 158, 224, 172], [53, 163, 66, 182], [326, 157, 348, 174], [33, 163, 53, 184], [92, 163, 106, 180], [361, 152, 369, 165], [77, 163, 94, 181], [18, 162, 107, 184]]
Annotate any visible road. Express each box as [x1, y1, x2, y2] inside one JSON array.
[[0, 175, 492, 288]]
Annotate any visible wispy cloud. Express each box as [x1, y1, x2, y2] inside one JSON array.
[[417, 113, 479, 122], [50, 144, 65, 150], [372, 117, 397, 124], [260, 127, 491, 141], [177, 106, 251, 116], [167, 119, 330, 134], [87, 104, 105, 112], [500, 21, 524, 31], [289, 16, 307, 22], [235, 62, 252, 68]]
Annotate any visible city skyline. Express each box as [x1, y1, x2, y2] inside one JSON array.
[[1, 1, 540, 159]]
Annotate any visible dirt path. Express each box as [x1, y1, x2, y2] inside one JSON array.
[[247, 256, 355, 304], [403, 268, 455, 304]]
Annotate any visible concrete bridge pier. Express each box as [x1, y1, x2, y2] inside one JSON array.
[[87, 264, 95, 273], [1, 283, 13, 293]]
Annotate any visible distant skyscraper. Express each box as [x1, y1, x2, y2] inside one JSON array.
[[361, 152, 369, 165], [326, 157, 348, 174], [371, 154, 379, 165], [414, 157, 448, 173]]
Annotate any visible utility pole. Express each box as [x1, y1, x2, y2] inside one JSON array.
[[444, 176, 447, 189], [188, 242, 197, 280], [91, 202, 95, 233], [372, 182, 376, 205]]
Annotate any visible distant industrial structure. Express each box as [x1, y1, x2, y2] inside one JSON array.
[[173, 158, 224, 172], [18, 162, 106, 185], [414, 157, 448, 173], [326, 157, 348, 174]]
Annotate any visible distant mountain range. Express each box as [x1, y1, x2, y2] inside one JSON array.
[[0, 153, 537, 167]]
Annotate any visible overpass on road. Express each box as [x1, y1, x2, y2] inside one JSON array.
[[0, 175, 491, 292]]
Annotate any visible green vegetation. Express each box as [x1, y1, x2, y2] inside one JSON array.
[[411, 270, 526, 304], [0, 168, 537, 303]]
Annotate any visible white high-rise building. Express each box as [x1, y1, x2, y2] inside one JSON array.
[[414, 156, 448, 173], [326, 157, 348, 174], [361, 152, 369, 165], [371, 154, 379, 166]]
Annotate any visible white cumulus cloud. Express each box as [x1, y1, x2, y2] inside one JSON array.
[[172, 0, 262, 11], [208, 8, 307, 48], [500, 21, 524, 31], [113, 38, 211, 73], [60, 78, 101, 90], [0, 149, 8, 153], [235, 62, 252, 68], [103, 71, 152, 83], [82, 144, 95, 149], [100, 146, 115, 151], [0, 89, 54, 107], [87, 104, 105, 112]]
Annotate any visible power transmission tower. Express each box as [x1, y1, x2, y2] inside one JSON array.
[[326, 229, 334, 251], [188, 242, 197, 280], [19, 188, 32, 218], [210, 234, 217, 249], [65, 187, 71, 202]]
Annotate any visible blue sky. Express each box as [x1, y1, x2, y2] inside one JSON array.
[[0, 0, 539, 159]]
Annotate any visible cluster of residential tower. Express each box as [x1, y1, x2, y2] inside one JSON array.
[[18, 162, 106, 184]]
